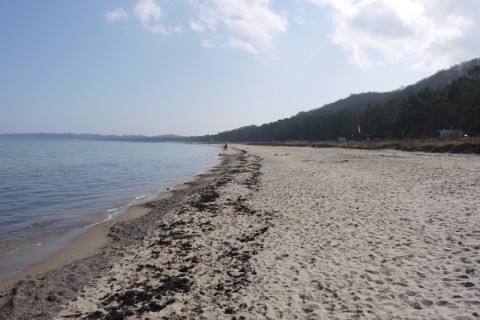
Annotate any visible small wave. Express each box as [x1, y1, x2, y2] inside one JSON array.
[[91, 191, 158, 226], [135, 194, 147, 201], [29, 218, 58, 228], [105, 206, 123, 213], [20, 218, 59, 230], [126, 193, 153, 207]]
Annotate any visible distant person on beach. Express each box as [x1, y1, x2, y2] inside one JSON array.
[[224, 144, 228, 151]]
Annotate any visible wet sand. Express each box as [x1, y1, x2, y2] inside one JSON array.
[[0, 205, 149, 306], [1, 146, 479, 319]]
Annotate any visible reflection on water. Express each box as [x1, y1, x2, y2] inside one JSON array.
[[0, 137, 219, 281]]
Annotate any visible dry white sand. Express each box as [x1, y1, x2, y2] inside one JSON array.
[[242, 146, 480, 319], [23, 146, 480, 319]]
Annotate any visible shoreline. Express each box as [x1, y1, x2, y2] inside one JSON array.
[[0, 201, 149, 307], [0, 140, 220, 286], [0, 147, 229, 311]]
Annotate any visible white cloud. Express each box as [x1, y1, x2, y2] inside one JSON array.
[[190, 0, 289, 56], [134, 0, 168, 35], [190, 20, 205, 32], [134, 0, 162, 24], [170, 25, 183, 33], [202, 38, 215, 48], [227, 37, 258, 54], [104, 7, 128, 24], [308, 0, 475, 70]]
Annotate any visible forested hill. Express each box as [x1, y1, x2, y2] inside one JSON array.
[[198, 58, 480, 142], [317, 58, 480, 115]]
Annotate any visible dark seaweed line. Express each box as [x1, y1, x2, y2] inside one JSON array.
[[80, 151, 271, 319]]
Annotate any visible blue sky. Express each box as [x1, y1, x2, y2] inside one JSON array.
[[1, 0, 479, 136]]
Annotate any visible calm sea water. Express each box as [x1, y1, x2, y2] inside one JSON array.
[[0, 137, 219, 280]]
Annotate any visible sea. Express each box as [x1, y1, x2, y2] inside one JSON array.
[[0, 136, 220, 281]]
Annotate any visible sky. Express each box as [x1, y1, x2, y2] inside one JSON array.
[[1, 0, 479, 136]]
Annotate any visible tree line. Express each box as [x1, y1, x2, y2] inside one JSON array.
[[196, 65, 480, 142]]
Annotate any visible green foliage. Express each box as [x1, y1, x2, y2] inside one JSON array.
[[198, 65, 480, 142]]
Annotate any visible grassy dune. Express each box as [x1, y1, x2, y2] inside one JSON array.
[[245, 138, 480, 154]]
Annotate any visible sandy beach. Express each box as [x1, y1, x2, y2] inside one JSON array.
[[1, 145, 479, 319]]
